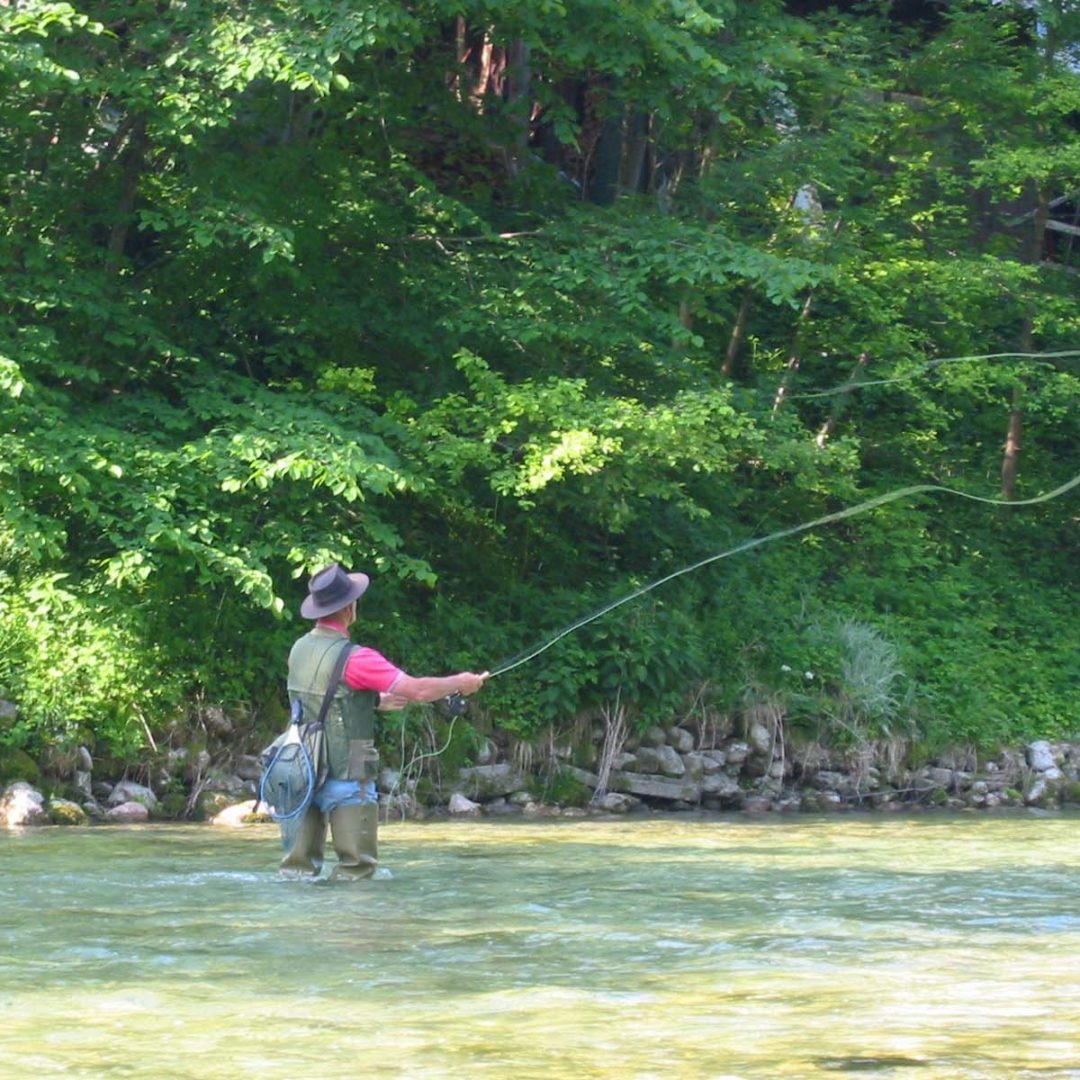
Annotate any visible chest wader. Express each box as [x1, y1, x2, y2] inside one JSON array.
[[283, 630, 381, 880]]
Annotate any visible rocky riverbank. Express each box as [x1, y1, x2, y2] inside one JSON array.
[[2, 717, 1078, 829]]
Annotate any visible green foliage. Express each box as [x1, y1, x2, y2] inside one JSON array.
[[379, 707, 482, 776], [1, 0, 1078, 772], [791, 617, 919, 746], [0, 748, 42, 786], [534, 767, 592, 808], [0, 574, 183, 758]]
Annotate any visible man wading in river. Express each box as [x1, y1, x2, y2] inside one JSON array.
[[284, 564, 487, 880]]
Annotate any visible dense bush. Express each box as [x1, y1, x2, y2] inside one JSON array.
[[2, 1, 1078, 769]]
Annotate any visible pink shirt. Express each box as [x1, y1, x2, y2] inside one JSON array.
[[316, 619, 403, 694]]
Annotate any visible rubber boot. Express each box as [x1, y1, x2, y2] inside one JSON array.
[[279, 805, 327, 876], [328, 802, 378, 881]]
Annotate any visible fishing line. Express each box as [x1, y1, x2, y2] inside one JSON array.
[[786, 350, 1080, 400], [487, 471, 1080, 679], [486, 348, 1080, 678]]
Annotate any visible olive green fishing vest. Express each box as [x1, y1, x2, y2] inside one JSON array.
[[287, 628, 379, 782]]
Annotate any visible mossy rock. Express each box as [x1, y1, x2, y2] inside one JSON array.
[[48, 799, 89, 826], [0, 749, 42, 786], [1062, 781, 1080, 805]]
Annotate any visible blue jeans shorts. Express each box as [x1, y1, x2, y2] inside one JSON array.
[[312, 778, 377, 813]]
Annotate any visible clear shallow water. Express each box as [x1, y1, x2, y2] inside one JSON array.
[[1, 813, 1078, 1079]]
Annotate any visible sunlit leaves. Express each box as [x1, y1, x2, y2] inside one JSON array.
[[2, 0, 1079, 763]]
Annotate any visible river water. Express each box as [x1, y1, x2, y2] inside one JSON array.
[[1, 813, 1078, 1079]]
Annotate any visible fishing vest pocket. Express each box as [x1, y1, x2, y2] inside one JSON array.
[[339, 690, 376, 742], [346, 738, 379, 782]]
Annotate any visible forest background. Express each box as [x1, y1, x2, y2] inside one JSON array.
[[2, 0, 1079, 783]]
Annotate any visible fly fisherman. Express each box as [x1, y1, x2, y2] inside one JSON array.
[[283, 563, 487, 880]]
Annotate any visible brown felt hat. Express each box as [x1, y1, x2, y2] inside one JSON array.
[[300, 563, 370, 619]]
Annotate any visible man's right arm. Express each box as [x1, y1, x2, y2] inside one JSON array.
[[390, 671, 487, 703]]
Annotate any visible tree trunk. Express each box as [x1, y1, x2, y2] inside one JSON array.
[[472, 31, 496, 104], [816, 352, 870, 448], [724, 191, 824, 381], [1001, 390, 1023, 501], [772, 215, 842, 412], [771, 288, 816, 414], [722, 289, 752, 378], [104, 117, 147, 276], [589, 112, 622, 206], [1000, 186, 1049, 499], [447, 16, 467, 97], [619, 110, 650, 195], [505, 38, 532, 175]]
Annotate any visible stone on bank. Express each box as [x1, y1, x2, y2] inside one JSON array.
[[0, 781, 47, 828], [2, 723, 1079, 828]]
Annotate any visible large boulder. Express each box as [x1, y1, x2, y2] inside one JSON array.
[[1024, 776, 1050, 807], [687, 752, 723, 776], [106, 801, 150, 823], [612, 772, 701, 803], [48, 798, 89, 825], [724, 740, 751, 767], [557, 763, 701, 804], [455, 763, 527, 800], [201, 769, 248, 797], [448, 792, 481, 815], [108, 780, 158, 810], [208, 803, 248, 825], [592, 792, 639, 814], [634, 745, 685, 777], [814, 770, 858, 798], [234, 755, 263, 783], [1027, 741, 1057, 773], [73, 771, 93, 799], [926, 767, 956, 791], [701, 772, 741, 799], [0, 782, 47, 827], [195, 791, 231, 819], [747, 721, 773, 756], [667, 727, 695, 754]]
